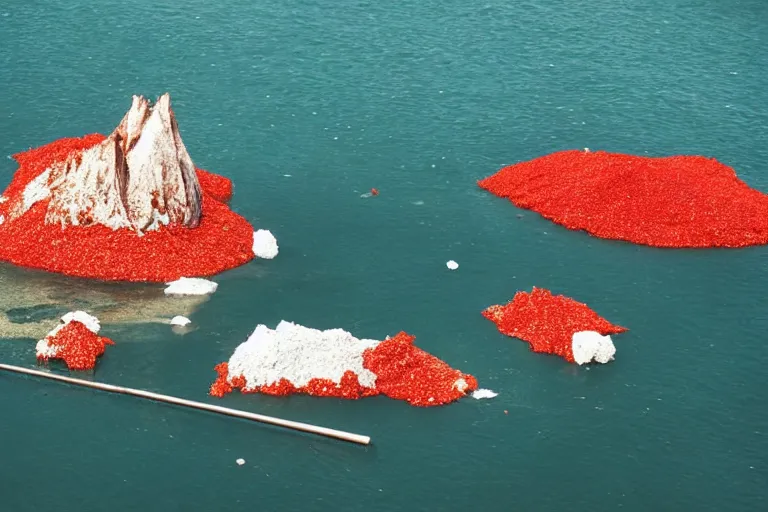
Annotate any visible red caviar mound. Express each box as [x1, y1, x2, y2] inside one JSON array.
[[362, 332, 478, 406], [478, 150, 768, 248], [209, 322, 477, 407], [36, 320, 114, 371], [483, 287, 627, 363], [0, 138, 254, 281]]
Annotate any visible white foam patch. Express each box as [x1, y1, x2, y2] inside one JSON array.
[[170, 315, 191, 327], [252, 229, 278, 259], [571, 331, 616, 365], [36, 311, 101, 359], [226, 320, 380, 390], [472, 389, 498, 399], [164, 277, 218, 296]]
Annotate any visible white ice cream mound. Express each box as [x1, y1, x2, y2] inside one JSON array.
[[571, 330, 616, 365], [164, 277, 218, 296], [170, 315, 191, 327], [252, 229, 278, 259], [226, 321, 380, 390]]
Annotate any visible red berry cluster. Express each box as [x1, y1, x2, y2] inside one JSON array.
[[478, 150, 768, 248], [482, 287, 627, 363], [37, 321, 115, 371]]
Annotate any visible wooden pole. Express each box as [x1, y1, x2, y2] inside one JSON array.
[[0, 363, 370, 446]]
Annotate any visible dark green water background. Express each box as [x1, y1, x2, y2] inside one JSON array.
[[1, 1, 766, 510]]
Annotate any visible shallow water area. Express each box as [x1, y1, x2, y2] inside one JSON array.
[[1, 0, 767, 511]]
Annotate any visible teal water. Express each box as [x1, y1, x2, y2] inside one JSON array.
[[1, 0, 767, 510]]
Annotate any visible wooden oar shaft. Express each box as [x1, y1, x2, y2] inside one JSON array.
[[0, 363, 370, 446]]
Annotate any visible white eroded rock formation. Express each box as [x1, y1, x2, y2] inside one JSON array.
[[14, 93, 202, 233]]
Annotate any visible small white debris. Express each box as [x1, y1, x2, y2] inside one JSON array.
[[164, 277, 218, 296], [472, 389, 498, 400], [0, 214, 4, 225], [170, 316, 191, 327], [446, 260, 459, 270], [236, 458, 245, 466], [252, 229, 278, 259]]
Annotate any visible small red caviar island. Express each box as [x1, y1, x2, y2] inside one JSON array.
[[478, 150, 768, 248], [210, 321, 478, 407], [483, 287, 627, 364], [36, 312, 114, 371], [0, 93, 270, 281]]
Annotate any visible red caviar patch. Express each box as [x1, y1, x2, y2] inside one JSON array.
[[209, 332, 477, 407], [478, 150, 768, 248], [482, 287, 627, 363], [37, 320, 115, 371], [0, 135, 254, 281]]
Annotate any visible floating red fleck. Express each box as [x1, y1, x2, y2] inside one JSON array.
[[482, 287, 627, 363], [36, 320, 114, 371], [209, 332, 478, 407], [0, 136, 255, 281], [370, 188, 379, 196], [478, 150, 768, 248]]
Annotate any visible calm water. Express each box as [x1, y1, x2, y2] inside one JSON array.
[[1, 1, 767, 510]]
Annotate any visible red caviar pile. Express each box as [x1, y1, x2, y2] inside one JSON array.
[[478, 150, 768, 248], [210, 332, 477, 407], [483, 287, 627, 363], [0, 135, 254, 281], [37, 321, 115, 371], [364, 332, 478, 406]]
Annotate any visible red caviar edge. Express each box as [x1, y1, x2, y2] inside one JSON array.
[[209, 332, 478, 407], [482, 287, 627, 363], [0, 135, 251, 282]]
